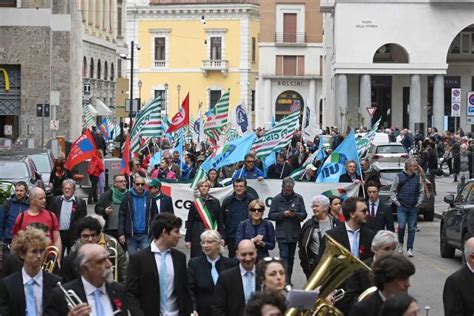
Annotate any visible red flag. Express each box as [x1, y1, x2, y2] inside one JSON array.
[[120, 135, 131, 176], [64, 129, 98, 170], [166, 93, 189, 133]]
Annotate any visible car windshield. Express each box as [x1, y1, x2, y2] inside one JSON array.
[[0, 162, 29, 179], [30, 154, 50, 173], [376, 145, 407, 154]]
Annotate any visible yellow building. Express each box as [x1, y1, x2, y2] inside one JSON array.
[[126, 0, 260, 124]]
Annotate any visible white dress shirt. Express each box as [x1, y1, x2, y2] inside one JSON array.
[[345, 222, 360, 254], [239, 264, 256, 300], [81, 276, 114, 316], [59, 195, 75, 230], [22, 268, 43, 315], [369, 199, 380, 217], [151, 241, 178, 316]]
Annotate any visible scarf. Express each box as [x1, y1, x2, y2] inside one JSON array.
[[112, 187, 127, 204]]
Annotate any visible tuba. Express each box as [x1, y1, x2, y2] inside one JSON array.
[[107, 237, 119, 282], [285, 235, 371, 316], [42, 245, 59, 273]]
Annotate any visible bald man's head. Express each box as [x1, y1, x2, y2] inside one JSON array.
[[29, 187, 46, 210], [236, 239, 257, 271], [464, 237, 474, 268]]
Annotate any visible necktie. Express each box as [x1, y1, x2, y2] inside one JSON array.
[[244, 271, 254, 303], [210, 261, 219, 285], [351, 230, 360, 258], [159, 251, 169, 313], [371, 203, 376, 218], [93, 289, 105, 316], [26, 279, 36, 316]]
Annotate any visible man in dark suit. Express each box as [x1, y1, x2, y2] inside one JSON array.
[[147, 178, 174, 215], [443, 237, 474, 316], [0, 226, 61, 316], [365, 182, 395, 233], [47, 179, 87, 257], [349, 255, 415, 316], [188, 230, 236, 315], [45, 243, 128, 315], [213, 239, 260, 316], [126, 212, 192, 316]]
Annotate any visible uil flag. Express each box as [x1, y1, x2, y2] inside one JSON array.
[[65, 129, 97, 170], [120, 135, 131, 176], [166, 93, 189, 133], [316, 130, 360, 183]]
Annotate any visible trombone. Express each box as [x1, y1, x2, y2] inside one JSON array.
[[57, 281, 84, 310], [107, 238, 119, 282], [42, 245, 59, 273]]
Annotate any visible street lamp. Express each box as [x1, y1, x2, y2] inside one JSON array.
[[138, 79, 143, 107], [164, 83, 169, 115], [177, 84, 181, 108]]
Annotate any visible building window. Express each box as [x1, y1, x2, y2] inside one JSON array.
[[283, 13, 297, 42], [210, 37, 222, 60], [83, 57, 88, 78], [154, 37, 166, 66], [251, 37, 256, 63], [117, 1, 123, 37], [90, 58, 94, 78], [117, 59, 122, 77], [210, 90, 222, 109], [251, 90, 255, 111], [104, 62, 108, 81], [97, 59, 102, 79], [276, 55, 305, 76], [110, 63, 114, 81], [0, 0, 16, 7], [154, 89, 166, 111]]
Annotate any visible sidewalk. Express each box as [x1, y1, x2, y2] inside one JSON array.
[[434, 175, 460, 219]]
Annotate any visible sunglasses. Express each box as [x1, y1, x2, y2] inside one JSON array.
[[262, 256, 282, 263], [251, 208, 264, 213], [246, 160, 255, 163], [135, 183, 145, 187]]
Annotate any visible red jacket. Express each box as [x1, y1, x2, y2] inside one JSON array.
[[87, 156, 104, 177]]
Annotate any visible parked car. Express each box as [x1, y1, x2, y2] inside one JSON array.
[[27, 150, 55, 185], [367, 142, 409, 164], [0, 153, 52, 197], [373, 162, 435, 221], [440, 180, 474, 260]]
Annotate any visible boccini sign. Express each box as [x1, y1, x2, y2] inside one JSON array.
[[0, 68, 10, 92]]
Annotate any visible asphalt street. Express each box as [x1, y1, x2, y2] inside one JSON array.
[[81, 174, 463, 315]]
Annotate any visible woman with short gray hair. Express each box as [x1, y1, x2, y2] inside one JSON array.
[[372, 230, 398, 261], [298, 194, 338, 279]]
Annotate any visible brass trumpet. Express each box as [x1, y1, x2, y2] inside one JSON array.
[[57, 281, 84, 310], [42, 245, 59, 273], [107, 238, 119, 282]]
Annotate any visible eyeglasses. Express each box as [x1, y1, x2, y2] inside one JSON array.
[[115, 180, 127, 183], [135, 183, 145, 187], [245, 160, 255, 163], [262, 256, 282, 263], [251, 208, 264, 213]]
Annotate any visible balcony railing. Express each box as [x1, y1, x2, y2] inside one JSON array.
[[201, 59, 229, 77], [275, 32, 306, 44], [154, 60, 166, 68]]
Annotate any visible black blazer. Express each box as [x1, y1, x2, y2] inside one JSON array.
[[443, 265, 474, 316], [150, 194, 174, 215], [324, 223, 375, 261], [365, 200, 395, 233], [0, 254, 22, 278], [48, 195, 87, 234], [212, 265, 261, 316], [188, 255, 236, 315], [0, 270, 61, 316], [59, 251, 78, 283], [126, 246, 192, 316], [44, 278, 127, 316], [348, 290, 383, 316]]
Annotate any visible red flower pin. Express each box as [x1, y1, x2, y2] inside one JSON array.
[[113, 298, 122, 311], [359, 245, 365, 257]]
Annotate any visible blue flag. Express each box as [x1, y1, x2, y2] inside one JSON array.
[[200, 132, 257, 172], [263, 151, 277, 178], [316, 130, 360, 183]]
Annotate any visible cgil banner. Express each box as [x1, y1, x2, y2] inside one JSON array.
[[161, 180, 360, 230]]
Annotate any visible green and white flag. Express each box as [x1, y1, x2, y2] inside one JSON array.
[[356, 118, 381, 157], [82, 103, 96, 129], [204, 91, 230, 143], [253, 111, 300, 159], [130, 96, 162, 152]]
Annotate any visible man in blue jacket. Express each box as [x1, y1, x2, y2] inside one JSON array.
[[269, 177, 307, 284], [118, 176, 154, 255], [0, 181, 29, 253], [232, 153, 264, 180]]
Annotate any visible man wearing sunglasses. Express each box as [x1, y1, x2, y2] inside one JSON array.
[[118, 177, 155, 255], [232, 153, 264, 181]]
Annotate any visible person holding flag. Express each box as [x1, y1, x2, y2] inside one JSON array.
[[185, 180, 223, 258]]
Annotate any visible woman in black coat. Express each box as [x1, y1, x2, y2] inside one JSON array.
[[185, 180, 224, 258], [188, 230, 236, 316]]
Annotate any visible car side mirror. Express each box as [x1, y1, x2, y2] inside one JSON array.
[[444, 194, 455, 205]]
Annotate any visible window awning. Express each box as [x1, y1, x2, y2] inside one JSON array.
[[86, 103, 98, 116], [91, 97, 113, 116]]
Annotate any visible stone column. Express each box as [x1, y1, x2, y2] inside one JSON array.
[[359, 74, 372, 129], [336, 74, 348, 132], [264, 79, 272, 128], [433, 75, 444, 132], [409, 74, 421, 132]]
